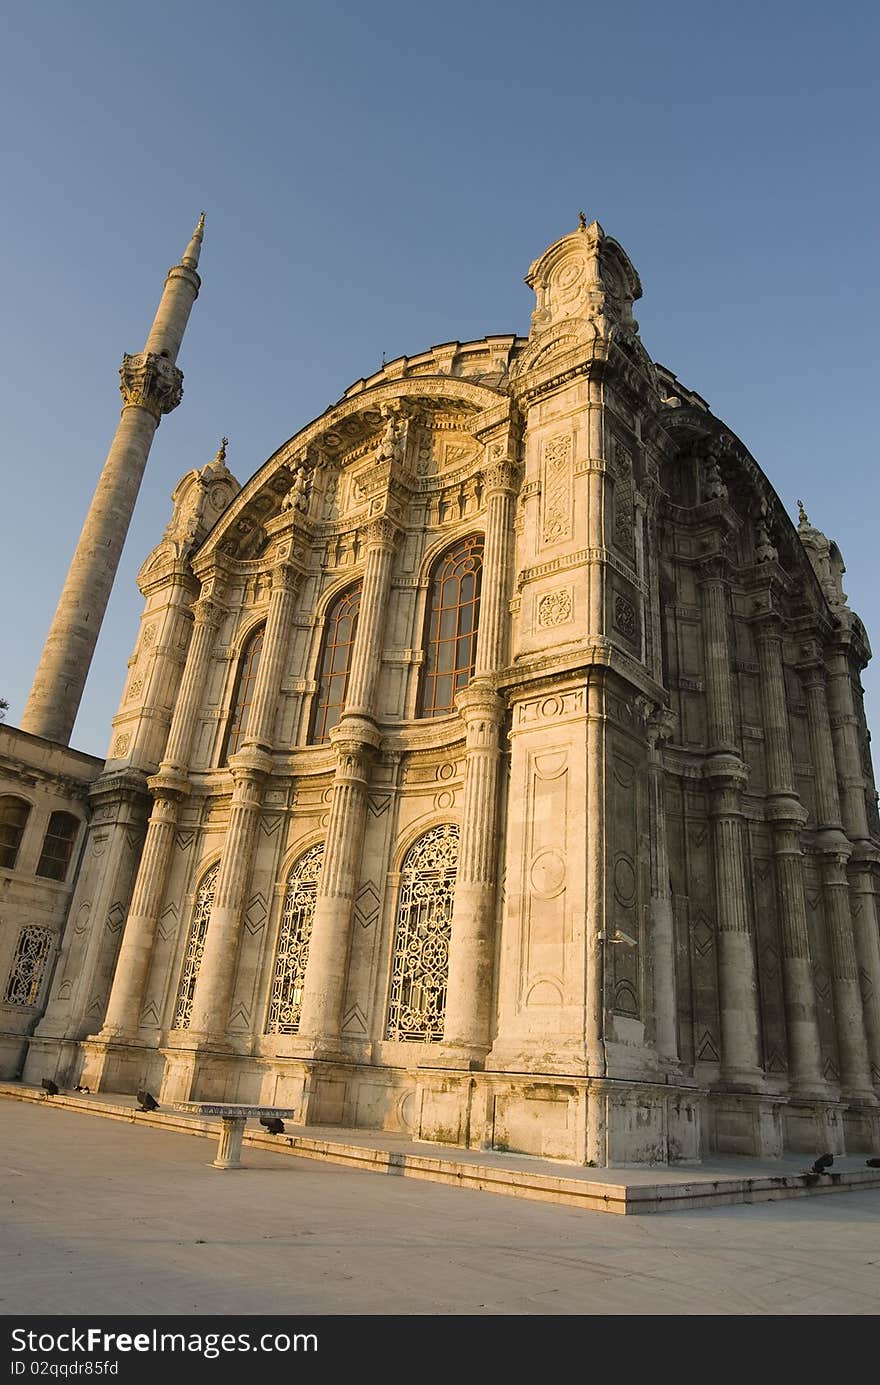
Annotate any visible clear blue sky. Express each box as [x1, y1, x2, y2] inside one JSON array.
[[1, 0, 877, 757]]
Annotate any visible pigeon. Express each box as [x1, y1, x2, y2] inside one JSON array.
[[866, 1157, 880, 1168], [74, 1084, 90, 1093], [260, 1116, 285, 1135], [136, 1090, 159, 1111], [811, 1153, 834, 1174], [41, 1078, 59, 1096]]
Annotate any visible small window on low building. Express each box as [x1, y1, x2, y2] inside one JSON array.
[[35, 812, 79, 882], [0, 796, 31, 871]]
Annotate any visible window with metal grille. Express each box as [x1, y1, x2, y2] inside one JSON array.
[[173, 862, 218, 1029], [418, 536, 483, 717], [221, 625, 265, 762], [309, 583, 361, 743], [0, 796, 30, 871], [4, 925, 53, 1006], [35, 812, 79, 882], [265, 843, 324, 1034], [386, 822, 459, 1042]]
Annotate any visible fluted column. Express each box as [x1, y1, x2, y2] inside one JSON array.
[[801, 658, 873, 1096], [22, 216, 204, 744], [473, 457, 519, 676], [755, 618, 825, 1093], [296, 519, 400, 1050], [97, 593, 223, 1039], [440, 456, 519, 1060], [296, 726, 380, 1049], [441, 687, 505, 1056], [185, 560, 301, 1041], [698, 556, 761, 1084], [344, 518, 399, 715], [826, 634, 880, 1085], [645, 708, 679, 1067]]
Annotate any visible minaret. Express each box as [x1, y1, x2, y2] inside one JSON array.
[[20, 215, 206, 745]]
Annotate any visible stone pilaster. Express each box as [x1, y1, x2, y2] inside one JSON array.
[[754, 618, 825, 1094], [800, 656, 873, 1097], [21, 217, 204, 745], [645, 707, 679, 1068], [586, 672, 607, 1076], [95, 595, 224, 1040]]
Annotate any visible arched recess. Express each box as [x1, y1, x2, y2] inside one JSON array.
[[0, 796, 31, 871], [309, 581, 362, 743], [220, 623, 265, 763]]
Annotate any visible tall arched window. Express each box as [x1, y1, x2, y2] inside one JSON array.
[[418, 536, 484, 717], [36, 812, 79, 882], [386, 822, 459, 1042], [173, 862, 218, 1029], [0, 796, 30, 871], [222, 625, 264, 762], [265, 843, 324, 1034], [309, 583, 362, 743]]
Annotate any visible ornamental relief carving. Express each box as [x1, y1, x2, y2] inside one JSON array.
[[537, 588, 573, 628], [517, 689, 585, 725], [541, 434, 572, 545], [613, 594, 638, 643]]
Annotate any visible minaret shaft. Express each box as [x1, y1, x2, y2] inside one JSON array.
[[20, 216, 204, 745]]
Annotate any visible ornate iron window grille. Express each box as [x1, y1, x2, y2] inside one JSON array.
[[173, 862, 219, 1029], [265, 842, 324, 1034], [4, 925, 53, 1007], [386, 822, 459, 1042]]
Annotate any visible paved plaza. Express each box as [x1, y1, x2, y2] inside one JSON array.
[[1, 1098, 879, 1316]]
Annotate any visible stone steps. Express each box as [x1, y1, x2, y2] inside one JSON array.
[[3, 1080, 879, 1214]]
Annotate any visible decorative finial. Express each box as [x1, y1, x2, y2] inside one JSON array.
[[181, 213, 206, 269], [578, 210, 587, 230], [218, 436, 228, 460], [797, 498, 809, 526]]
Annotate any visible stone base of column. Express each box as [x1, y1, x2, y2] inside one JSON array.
[[76, 1037, 165, 1097], [21, 1036, 85, 1090]]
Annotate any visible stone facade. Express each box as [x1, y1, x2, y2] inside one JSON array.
[[16, 220, 880, 1164], [0, 726, 102, 1075]]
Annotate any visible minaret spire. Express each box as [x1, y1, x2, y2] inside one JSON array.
[[20, 217, 205, 745]]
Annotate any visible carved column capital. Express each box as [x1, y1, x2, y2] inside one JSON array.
[[119, 351, 184, 419], [227, 747, 273, 784], [360, 515, 402, 551], [481, 452, 523, 496], [191, 595, 225, 628]]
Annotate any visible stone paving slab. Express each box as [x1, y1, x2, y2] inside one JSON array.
[[3, 1081, 879, 1215], [3, 1098, 880, 1315]]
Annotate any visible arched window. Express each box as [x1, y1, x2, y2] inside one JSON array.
[[418, 536, 483, 718], [4, 926, 53, 1006], [386, 822, 459, 1042], [0, 796, 30, 871], [309, 583, 362, 743], [173, 862, 218, 1029], [36, 812, 79, 882], [222, 625, 265, 763], [265, 843, 324, 1034]]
